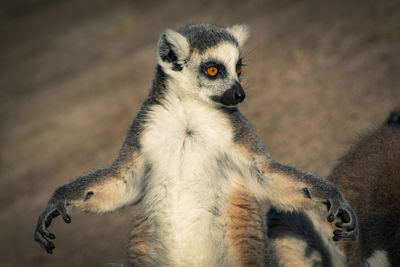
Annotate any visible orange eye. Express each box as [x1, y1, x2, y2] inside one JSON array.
[[207, 67, 218, 77], [236, 65, 242, 75]]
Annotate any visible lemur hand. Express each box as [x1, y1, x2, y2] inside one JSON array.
[[326, 196, 358, 241], [34, 196, 71, 253]]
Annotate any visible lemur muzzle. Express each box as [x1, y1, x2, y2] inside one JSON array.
[[221, 82, 245, 106]]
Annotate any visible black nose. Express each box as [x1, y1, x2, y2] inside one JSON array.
[[221, 82, 246, 106], [234, 90, 245, 103]]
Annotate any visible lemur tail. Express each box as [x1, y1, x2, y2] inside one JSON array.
[[386, 109, 400, 126]]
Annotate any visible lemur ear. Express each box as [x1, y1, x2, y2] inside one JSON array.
[[157, 29, 189, 71], [226, 24, 250, 48]]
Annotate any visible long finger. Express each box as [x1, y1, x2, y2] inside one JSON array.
[[335, 222, 354, 231], [333, 230, 357, 241], [327, 201, 340, 222], [34, 229, 56, 253], [45, 210, 60, 228], [57, 203, 71, 224], [39, 227, 56, 240]]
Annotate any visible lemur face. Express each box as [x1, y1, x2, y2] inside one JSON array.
[[156, 24, 249, 107], [191, 42, 245, 106]]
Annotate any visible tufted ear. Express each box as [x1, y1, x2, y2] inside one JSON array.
[[157, 29, 189, 71], [226, 24, 250, 48]]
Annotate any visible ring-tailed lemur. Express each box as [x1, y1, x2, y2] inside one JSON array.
[[267, 110, 400, 267], [34, 24, 357, 266]]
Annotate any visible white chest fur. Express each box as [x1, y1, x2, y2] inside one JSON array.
[[140, 96, 242, 265]]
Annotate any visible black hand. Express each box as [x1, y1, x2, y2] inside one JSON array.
[[34, 199, 71, 253], [327, 199, 358, 241]]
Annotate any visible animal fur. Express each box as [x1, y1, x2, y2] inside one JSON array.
[[267, 110, 400, 266], [329, 110, 400, 266], [34, 24, 357, 266]]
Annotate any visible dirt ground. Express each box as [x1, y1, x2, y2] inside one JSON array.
[[1, 0, 399, 266]]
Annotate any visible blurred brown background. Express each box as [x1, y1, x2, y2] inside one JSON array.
[[1, 0, 399, 266]]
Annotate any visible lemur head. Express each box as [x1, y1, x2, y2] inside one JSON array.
[[156, 24, 249, 106]]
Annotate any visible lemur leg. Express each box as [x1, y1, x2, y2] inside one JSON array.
[[34, 154, 146, 253], [244, 155, 358, 242]]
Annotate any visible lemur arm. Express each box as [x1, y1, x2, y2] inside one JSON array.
[[246, 157, 358, 242], [34, 154, 146, 253], [34, 103, 151, 253], [228, 109, 357, 241]]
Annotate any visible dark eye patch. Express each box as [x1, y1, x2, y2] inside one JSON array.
[[200, 60, 227, 79]]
